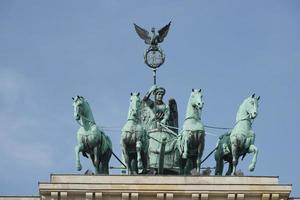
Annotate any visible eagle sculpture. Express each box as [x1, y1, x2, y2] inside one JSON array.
[[134, 21, 171, 46]]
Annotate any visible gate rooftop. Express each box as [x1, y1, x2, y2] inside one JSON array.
[[37, 174, 292, 200]]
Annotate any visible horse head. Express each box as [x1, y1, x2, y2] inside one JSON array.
[[72, 96, 95, 126], [73, 96, 85, 121], [245, 93, 260, 119], [128, 92, 141, 120], [190, 89, 204, 110]]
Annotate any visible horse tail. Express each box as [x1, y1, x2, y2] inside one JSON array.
[[105, 134, 113, 152]]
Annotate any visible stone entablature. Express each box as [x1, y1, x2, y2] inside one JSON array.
[[36, 175, 291, 200], [0, 197, 39, 200], [0, 175, 293, 200]]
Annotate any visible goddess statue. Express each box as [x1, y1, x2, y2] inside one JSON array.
[[141, 85, 178, 173], [142, 85, 170, 129]]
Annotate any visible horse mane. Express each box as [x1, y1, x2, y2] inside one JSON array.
[[235, 97, 251, 122], [81, 98, 96, 124]]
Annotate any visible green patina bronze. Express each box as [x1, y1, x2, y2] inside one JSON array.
[[177, 89, 205, 175], [214, 94, 260, 176], [141, 85, 179, 174], [133, 22, 207, 175], [121, 93, 148, 175], [134, 22, 171, 85], [121, 87, 207, 175], [71, 22, 263, 176], [73, 96, 112, 174]]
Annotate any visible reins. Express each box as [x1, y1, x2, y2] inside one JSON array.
[[76, 112, 96, 128]]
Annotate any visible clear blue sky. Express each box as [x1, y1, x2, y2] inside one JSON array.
[[0, 0, 299, 197]]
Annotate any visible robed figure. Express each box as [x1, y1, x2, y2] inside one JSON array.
[[141, 85, 178, 173]]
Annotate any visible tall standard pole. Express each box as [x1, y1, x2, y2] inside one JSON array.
[[153, 69, 157, 85]]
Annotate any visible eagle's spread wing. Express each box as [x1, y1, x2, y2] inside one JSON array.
[[134, 23, 151, 45], [158, 21, 171, 43]]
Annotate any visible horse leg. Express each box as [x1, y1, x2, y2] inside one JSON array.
[[127, 152, 137, 175], [193, 156, 197, 168], [99, 162, 103, 174], [100, 159, 108, 175], [103, 161, 109, 175], [75, 144, 83, 171], [230, 137, 238, 175], [182, 132, 189, 159], [197, 133, 205, 173], [248, 144, 258, 172], [136, 141, 143, 170], [105, 150, 112, 175], [99, 150, 111, 175], [178, 156, 186, 175], [90, 153, 96, 172], [93, 147, 100, 174], [226, 162, 233, 176], [127, 156, 132, 175], [141, 150, 148, 174], [122, 142, 130, 175], [137, 145, 147, 174], [214, 152, 224, 175], [184, 158, 192, 175], [131, 158, 138, 175]]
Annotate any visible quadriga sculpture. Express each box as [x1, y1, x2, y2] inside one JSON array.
[[215, 94, 260, 175], [177, 89, 205, 175], [121, 93, 148, 175], [73, 96, 112, 174]]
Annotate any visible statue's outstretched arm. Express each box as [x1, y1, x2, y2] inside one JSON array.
[[143, 85, 157, 101]]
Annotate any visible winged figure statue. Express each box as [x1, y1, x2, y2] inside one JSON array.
[[134, 21, 171, 47]]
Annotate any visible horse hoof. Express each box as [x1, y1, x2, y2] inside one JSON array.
[[137, 161, 143, 169], [76, 164, 82, 171], [249, 164, 255, 172]]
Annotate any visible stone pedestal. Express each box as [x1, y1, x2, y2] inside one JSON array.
[[38, 175, 292, 200]]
